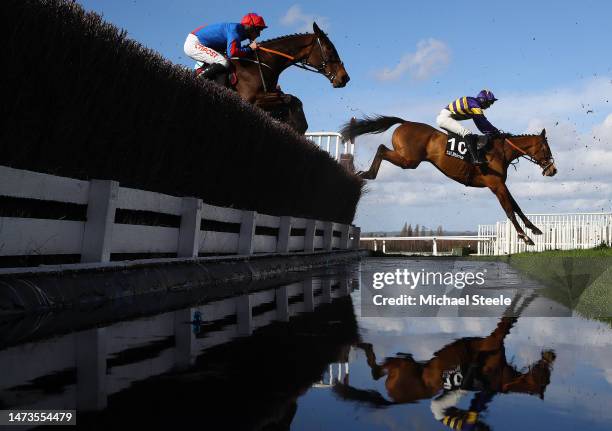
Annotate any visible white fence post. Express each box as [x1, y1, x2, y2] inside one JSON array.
[[303, 279, 315, 311], [276, 216, 292, 253], [81, 180, 119, 263], [505, 220, 512, 254], [174, 308, 196, 369], [276, 286, 289, 322], [304, 219, 316, 252], [321, 279, 332, 303], [239, 210, 257, 255], [178, 197, 203, 258], [237, 294, 252, 336], [382, 240, 386, 254], [323, 221, 333, 251], [339, 224, 350, 249], [76, 328, 107, 411], [351, 226, 361, 250]]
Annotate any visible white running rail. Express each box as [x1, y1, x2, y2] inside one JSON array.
[[360, 236, 494, 256], [478, 212, 612, 255], [305, 132, 354, 162]]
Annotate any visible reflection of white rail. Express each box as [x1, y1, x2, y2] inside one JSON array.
[[0, 276, 354, 412], [479, 212, 612, 255], [312, 362, 349, 388], [360, 236, 495, 256], [306, 132, 354, 162]]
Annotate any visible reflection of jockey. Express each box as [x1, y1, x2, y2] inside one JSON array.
[[436, 90, 499, 165], [183, 13, 267, 81], [431, 389, 494, 431]]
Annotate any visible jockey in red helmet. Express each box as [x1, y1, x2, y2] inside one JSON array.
[[184, 13, 267, 82]]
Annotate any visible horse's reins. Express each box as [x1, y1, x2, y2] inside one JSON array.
[[257, 46, 295, 60], [253, 48, 268, 93], [504, 137, 554, 174], [254, 36, 341, 84]]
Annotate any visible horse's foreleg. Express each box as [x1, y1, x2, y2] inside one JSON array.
[[355, 343, 386, 380], [507, 192, 542, 235], [491, 184, 534, 246], [359, 144, 419, 180]]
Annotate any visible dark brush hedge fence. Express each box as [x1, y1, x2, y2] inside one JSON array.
[[0, 0, 363, 224]]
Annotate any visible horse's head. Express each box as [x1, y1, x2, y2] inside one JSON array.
[[519, 129, 557, 176], [309, 22, 350, 88], [502, 350, 556, 399]]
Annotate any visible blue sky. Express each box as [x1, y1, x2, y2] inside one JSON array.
[[78, 0, 612, 231]]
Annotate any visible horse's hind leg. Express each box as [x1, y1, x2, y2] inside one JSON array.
[[359, 144, 420, 180], [490, 183, 534, 245], [508, 193, 542, 235]]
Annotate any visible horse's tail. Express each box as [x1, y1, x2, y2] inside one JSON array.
[[340, 115, 406, 141], [332, 382, 395, 408]]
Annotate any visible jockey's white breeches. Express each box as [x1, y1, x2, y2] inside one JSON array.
[[436, 109, 472, 137], [183, 33, 229, 68]]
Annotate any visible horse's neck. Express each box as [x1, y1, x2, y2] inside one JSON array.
[[261, 35, 315, 72], [497, 136, 535, 162]]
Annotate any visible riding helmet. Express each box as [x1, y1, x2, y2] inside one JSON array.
[[477, 89, 498, 103], [241, 13, 268, 29]]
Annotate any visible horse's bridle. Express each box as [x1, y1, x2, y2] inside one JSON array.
[[504, 136, 555, 175], [292, 36, 343, 83], [256, 35, 342, 83]]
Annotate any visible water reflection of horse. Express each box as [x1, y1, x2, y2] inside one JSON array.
[[230, 23, 349, 133], [341, 116, 557, 245], [334, 295, 556, 430]]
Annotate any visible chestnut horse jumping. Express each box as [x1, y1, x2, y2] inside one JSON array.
[[228, 23, 349, 133], [341, 116, 557, 245], [334, 295, 556, 429]]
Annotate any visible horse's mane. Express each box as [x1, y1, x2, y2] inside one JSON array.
[[504, 133, 539, 138], [259, 31, 340, 58], [259, 33, 313, 45]]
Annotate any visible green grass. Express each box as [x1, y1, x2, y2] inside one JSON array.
[[471, 247, 612, 324]]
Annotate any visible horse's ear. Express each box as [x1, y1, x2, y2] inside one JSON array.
[[313, 22, 321, 34], [541, 128, 546, 137]]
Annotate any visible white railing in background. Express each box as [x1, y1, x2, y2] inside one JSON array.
[[360, 236, 494, 256], [478, 212, 612, 255], [306, 132, 354, 162], [312, 362, 349, 388], [0, 165, 361, 271]]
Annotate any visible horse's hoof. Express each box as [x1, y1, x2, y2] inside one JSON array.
[[518, 233, 535, 246], [530, 226, 543, 235]]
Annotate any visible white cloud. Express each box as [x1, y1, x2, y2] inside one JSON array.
[[280, 5, 330, 33], [488, 77, 612, 132], [594, 113, 612, 141], [375, 38, 451, 81]]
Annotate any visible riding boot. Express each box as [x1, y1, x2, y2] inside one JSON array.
[[465, 134, 486, 165], [198, 63, 227, 84]]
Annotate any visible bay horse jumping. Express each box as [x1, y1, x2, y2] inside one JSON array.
[[341, 116, 557, 245], [227, 22, 349, 133]]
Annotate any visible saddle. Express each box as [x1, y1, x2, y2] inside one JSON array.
[[445, 133, 492, 164]]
